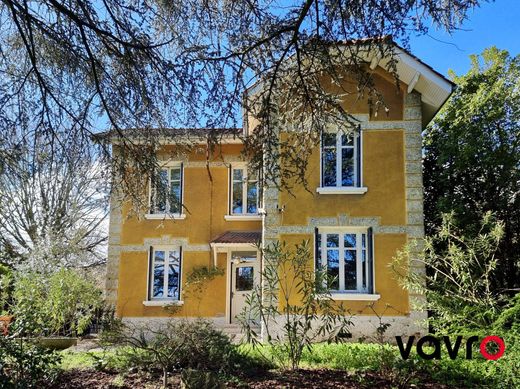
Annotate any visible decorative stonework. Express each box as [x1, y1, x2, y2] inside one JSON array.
[[158, 154, 246, 168], [403, 91, 428, 327], [258, 91, 428, 340], [264, 214, 422, 237], [120, 236, 210, 252], [105, 187, 122, 306], [108, 91, 429, 340]]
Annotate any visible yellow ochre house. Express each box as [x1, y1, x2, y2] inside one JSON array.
[[104, 41, 454, 340]]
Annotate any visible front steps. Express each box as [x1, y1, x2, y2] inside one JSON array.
[[218, 323, 261, 343]]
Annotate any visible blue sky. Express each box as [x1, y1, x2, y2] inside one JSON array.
[[406, 0, 519, 78]]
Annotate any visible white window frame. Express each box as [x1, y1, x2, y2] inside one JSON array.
[[227, 164, 260, 218], [146, 162, 186, 219], [318, 129, 367, 195], [317, 227, 378, 300], [144, 245, 183, 305]]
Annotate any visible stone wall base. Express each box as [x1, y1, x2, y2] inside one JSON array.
[[261, 312, 427, 343], [120, 312, 427, 343]]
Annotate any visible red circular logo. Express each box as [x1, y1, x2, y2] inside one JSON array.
[[480, 336, 505, 360]]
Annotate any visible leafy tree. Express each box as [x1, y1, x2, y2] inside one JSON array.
[[424, 47, 520, 291], [0, 0, 484, 206]]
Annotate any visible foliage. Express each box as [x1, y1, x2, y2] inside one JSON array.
[[494, 293, 520, 333], [58, 339, 520, 388], [358, 302, 412, 385], [0, 265, 13, 315], [180, 369, 221, 389], [102, 319, 252, 388], [239, 240, 352, 370], [0, 335, 62, 388], [6, 268, 103, 337], [393, 212, 504, 334], [0, 0, 483, 213], [258, 341, 520, 388], [424, 47, 520, 291]]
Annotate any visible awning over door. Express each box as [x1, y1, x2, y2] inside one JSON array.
[[211, 230, 261, 244], [210, 231, 261, 265]]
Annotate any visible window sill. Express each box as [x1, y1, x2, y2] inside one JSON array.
[[224, 215, 262, 221], [142, 300, 184, 307], [322, 293, 380, 301], [316, 187, 368, 195], [144, 214, 186, 220]]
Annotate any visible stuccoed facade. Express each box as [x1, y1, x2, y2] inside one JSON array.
[[105, 41, 453, 340]]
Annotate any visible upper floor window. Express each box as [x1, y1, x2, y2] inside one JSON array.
[[148, 246, 182, 301], [150, 164, 183, 215], [321, 129, 362, 188], [230, 166, 258, 215], [316, 228, 374, 294]]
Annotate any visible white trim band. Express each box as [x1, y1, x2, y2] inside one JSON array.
[[144, 214, 187, 220], [224, 215, 262, 221], [142, 300, 184, 307], [328, 293, 380, 301], [316, 187, 368, 195]]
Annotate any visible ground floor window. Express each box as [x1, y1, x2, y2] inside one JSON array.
[[148, 246, 182, 300], [316, 228, 373, 293]]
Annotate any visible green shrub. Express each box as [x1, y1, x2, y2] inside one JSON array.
[[494, 293, 520, 333], [0, 336, 61, 388], [0, 265, 13, 315], [8, 268, 103, 337], [490, 294, 520, 388], [103, 319, 260, 387], [180, 369, 222, 389], [393, 212, 504, 334]]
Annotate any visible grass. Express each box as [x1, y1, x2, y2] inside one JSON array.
[[239, 341, 516, 388], [60, 350, 101, 370], [60, 348, 129, 371], [59, 341, 518, 388]]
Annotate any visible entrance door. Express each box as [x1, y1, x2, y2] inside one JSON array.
[[230, 251, 258, 323]]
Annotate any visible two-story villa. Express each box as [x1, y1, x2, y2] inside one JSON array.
[[104, 40, 453, 339]]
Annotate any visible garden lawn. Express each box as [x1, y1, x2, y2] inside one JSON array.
[[56, 342, 513, 388]]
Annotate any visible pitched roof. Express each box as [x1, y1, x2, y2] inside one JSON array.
[[335, 36, 454, 87], [211, 231, 262, 244], [246, 36, 454, 126]]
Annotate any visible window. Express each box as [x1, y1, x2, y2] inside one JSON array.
[[316, 228, 373, 294], [230, 167, 258, 215], [321, 129, 362, 188], [235, 267, 255, 291], [150, 164, 183, 214], [148, 247, 182, 301]]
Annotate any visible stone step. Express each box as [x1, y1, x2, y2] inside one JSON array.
[[219, 325, 260, 333], [216, 324, 261, 343]]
